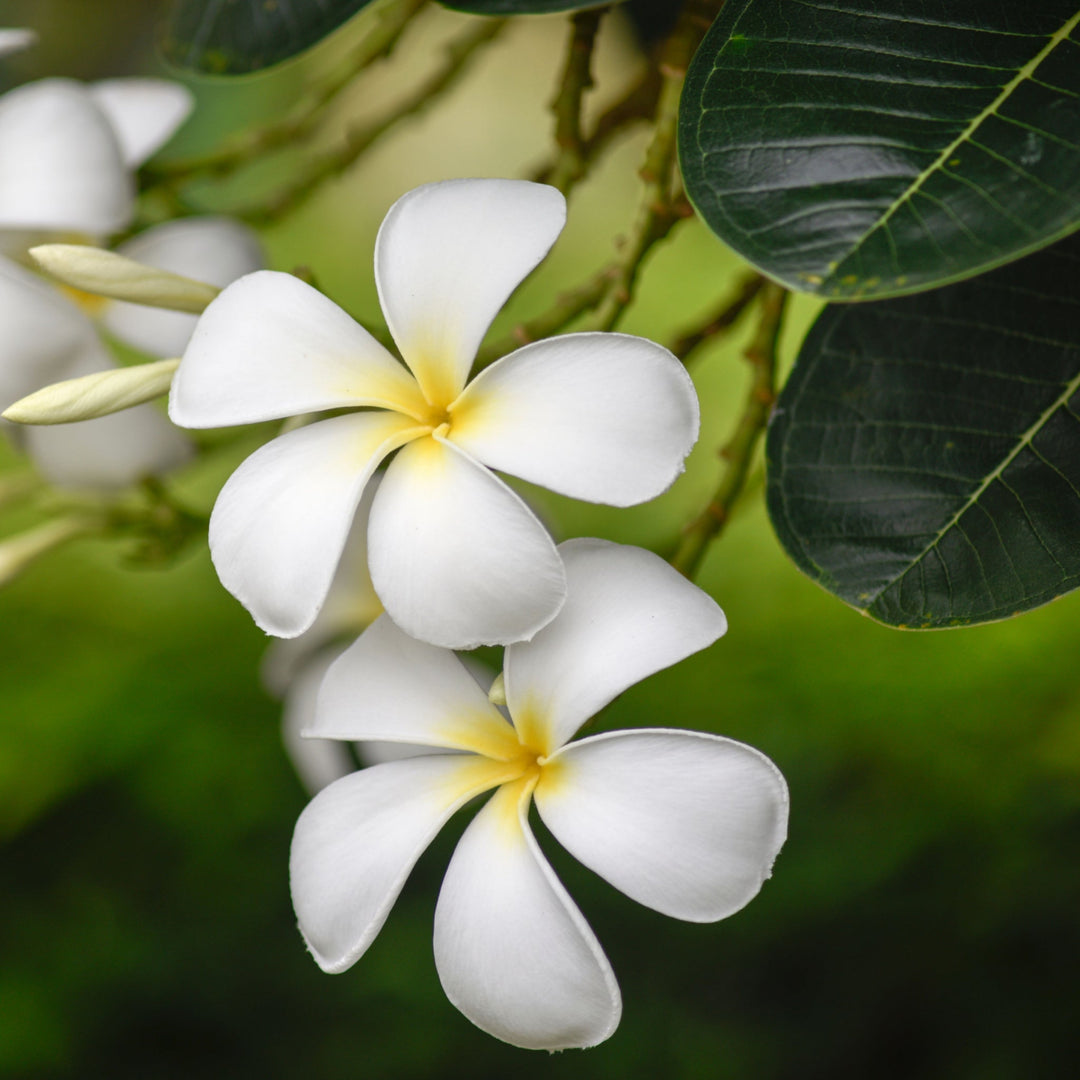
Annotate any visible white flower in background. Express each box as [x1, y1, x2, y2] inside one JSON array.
[[0, 29, 36, 57], [291, 540, 789, 1050], [0, 75, 191, 255], [0, 218, 262, 489], [170, 178, 700, 649]]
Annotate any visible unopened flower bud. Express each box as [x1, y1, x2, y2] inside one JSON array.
[[487, 671, 506, 707], [2, 358, 180, 425], [29, 244, 219, 314]]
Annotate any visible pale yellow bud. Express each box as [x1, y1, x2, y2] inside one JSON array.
[[487, 671, 506, 707], [29, 244, 219, 314], [2, 358, 180, 425], [0, 517, 95, 587]]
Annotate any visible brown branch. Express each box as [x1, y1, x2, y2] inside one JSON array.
[[669, 281, 789, 579], [668, 272, 765, 362]]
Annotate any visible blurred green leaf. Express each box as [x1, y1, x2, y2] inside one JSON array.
[[160, 0, 376, 74], [679, 0, 1080, 300], [440, 0, 612, 13], [766, 231, 1080, 628]]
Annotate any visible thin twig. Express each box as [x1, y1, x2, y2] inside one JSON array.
[[669, 281, 789, 579], [546, 7, 606, 195], [669, 272, 765, 362], [245, 17, 506, 225]]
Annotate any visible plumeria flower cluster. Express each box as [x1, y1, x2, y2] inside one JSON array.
[[0, 70, 263, 490], [291, 540, 789, 1050], [169, 178, 700, 649]]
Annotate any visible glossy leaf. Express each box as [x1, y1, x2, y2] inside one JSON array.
[[440, 1, 611, 13], [766, 232, 1080, 628], [160, 0, 376, 74], [680, 1, 1080, 300]]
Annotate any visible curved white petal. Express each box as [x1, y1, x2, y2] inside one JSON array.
[[105, 217, 264, 357], [0, 254, 94, 408], [0, 79, 132, 236], [505, 539, 726, 753], [368, 435, 566, 649], [451, 332, 699, 505], [537, 729, 789, 922], [22, 341, 192, 490], [280, 646, 356, 795], [89, 79, 193, 168], [170, 271, 426, 428], [311, 614, 520, 759], [0, 29, 36, 57], [375, 179, 565, 405], [208, 412, 423, 638], [433, 778, 621, 1050], [260, 477, 382, 695], [290, 754, 513, 974]]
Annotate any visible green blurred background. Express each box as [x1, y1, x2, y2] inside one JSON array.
[[2, 3, 1079, 1077]]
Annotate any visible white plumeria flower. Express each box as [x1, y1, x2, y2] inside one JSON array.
[[0, 218, 262, 489], [170, 178, 700, 649], [0, 75, 191, 254], [0, 28, 36, 57], [291, 539, 789, 1050]]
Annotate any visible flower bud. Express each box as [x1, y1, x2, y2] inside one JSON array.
[[487, 671, 506, 707], [29, 244, 219, 314], [2, 358, 180, 424]]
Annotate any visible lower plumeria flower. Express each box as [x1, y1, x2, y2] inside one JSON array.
[[291, 539, 789, 1050], [169, 177, 700, 649]]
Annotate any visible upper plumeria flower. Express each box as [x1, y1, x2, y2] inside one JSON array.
[[169, 178, 700, 648], [291, 539, 789, 1050], [0, 217, 262, 490], [0, 76, 192, 252], [0, 28, 36, 57]]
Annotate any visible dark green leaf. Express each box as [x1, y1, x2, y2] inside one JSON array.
[[160, 0, 376, 74], [680, 1, 1080, 300], [766, 232, 1080, 628], [440, 0, 611, 13]]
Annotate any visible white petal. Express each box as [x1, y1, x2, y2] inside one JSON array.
[[375, 179, 565, 405], [105, 216, 264, 357], [536, 730, 789, 922], [0, 79, 132, 236], [451, 332, 699, 505], [89, 79, 193, 168], [208, 412, 423, 638], [0, 254, 94, 408], [0, 29, 36, 57], [280, 647, 356, 795], [260, 477, 383, 696], [433, 778, 621, 1050], [505, 539, 727, 753], [368, 435, 566, 649], [311, 614, 521, 759], [290, 754, 513, 974], [169, 271, 427, 428], [22, 342, 192, 490]]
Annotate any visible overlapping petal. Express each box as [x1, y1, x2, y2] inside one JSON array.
[[505, 540, 727, 753], [368, 435, 566, 649], [0, 253, 94, 409], [433, 778, 621, 1050], [536, 730, 789, 922], [22, 341, 193, 490], [291, 754, 515, 974], [208, 413, 424, 637], [88, 79, 193, 168], [105, 217, 264, 358], [375, 179, 566, 405], [0, 79, 132, 236], [451, 332, 699, 505], [170, 272, 427, 427], [311, 614, 519, 759]]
